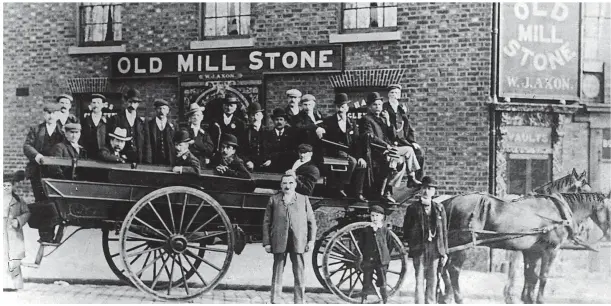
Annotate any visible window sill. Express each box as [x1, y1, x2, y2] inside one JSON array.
[[68, 44, 126, 55], [190, 38, 255, 49], [329, 30, 401, 43]]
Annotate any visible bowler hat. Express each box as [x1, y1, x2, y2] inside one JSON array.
[[56, 94, 73, 103], [420, 176, 438, 188], [185, 103, 204, 117], [224, 96, 239, 104], [4, 170, 25, 183], [271, 108, 288, 119], [124, 88, 142, 102], [369, 205, 385, 215], [221, 133, 239, 147], [334, 93, 350, 106], [91, 93, 106, 102], [387, 84, 403, 91], [247, 102, 263, 115], [366, 92, 383, 105], [64, 123, 82, 131], [153, 99, 169, 108], [297, 143, 313, 153], [301, 94, 316, 103], [286, 89, 302, 98], [43, 103, 60, 113], [108, 127, 132, 141], [173, 130, 193, 144]]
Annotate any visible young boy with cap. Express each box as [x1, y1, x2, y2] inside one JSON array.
[[148, 98, 175, 165], [360, 204, 392, 304], [99, 127, 138, 164], [3, 170, 30, 291], [172, 130, 201, 175], [285, 143, 320, 196], [209, 134, 251, 179]]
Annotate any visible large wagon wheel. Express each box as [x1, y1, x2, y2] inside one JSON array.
[[120, 186, 234, 301], [312, 225, 342, 290], [322, 222, 407, 304]]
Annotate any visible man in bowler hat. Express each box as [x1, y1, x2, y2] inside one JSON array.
[[262, 173, 317, 304], [243, 102, 267, 171], [261, 108, 298, 173], [108, 88, 151, 164], [209, 134, 251, 179], [403, 176, 448, 304], [210, 96, 246, 151], [172, 130, 202, 175]]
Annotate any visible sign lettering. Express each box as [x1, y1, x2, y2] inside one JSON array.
[[499, 2, 580, 100], [504, 126, 552, 150]]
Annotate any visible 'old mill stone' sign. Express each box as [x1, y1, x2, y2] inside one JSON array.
[[499, 2, 580, 100]]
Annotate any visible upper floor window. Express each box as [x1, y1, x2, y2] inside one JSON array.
[[342, 2, 397, 32], [583, 2, 610, 60], [79, 3, 123, 46], [202, 2, 251, 38]]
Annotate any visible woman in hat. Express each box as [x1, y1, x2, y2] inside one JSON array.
[[4, 170, 30, 291]]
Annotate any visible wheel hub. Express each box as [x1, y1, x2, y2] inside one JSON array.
[[169, 235, 188, 253]]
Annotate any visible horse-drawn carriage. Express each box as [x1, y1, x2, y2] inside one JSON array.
[[28, 158, 610, 304]]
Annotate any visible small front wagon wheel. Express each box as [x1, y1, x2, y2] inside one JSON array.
[[120, 186, 234, 301], [322, 222, 407, 304]]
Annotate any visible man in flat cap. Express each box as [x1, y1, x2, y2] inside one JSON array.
[[285, 144, 321, 196], [385, 84, 425, 185], [185, 102, 214, 167], [23, 103, 64, 204], [317, 93, 368, 201], [209, 134, 251, 179], [55, 94, 79, 133], [261, 108, 298, 173], [294, 94, 324, 164], [48, 123, 88, 180], [243, 102, 267, 172], [403, 176, 448, 304], [80, 93, 109, 160], [210, 96, 246, 152], [285, 89, 302, 125], [148, 98, 175, 165], [108, 88, 151, 164], [98, 127, 137, 164]]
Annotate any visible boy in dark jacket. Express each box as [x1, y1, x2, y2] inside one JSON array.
[[360, 205, 393, 304]]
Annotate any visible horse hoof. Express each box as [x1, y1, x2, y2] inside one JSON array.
[[536, 298, 545, 304]]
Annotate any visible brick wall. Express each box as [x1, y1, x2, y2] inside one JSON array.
[[3, 2, 493, 198]]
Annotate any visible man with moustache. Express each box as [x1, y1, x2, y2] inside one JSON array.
[[261, 108, 297, 173], [243, 102, 267, 172], [208, 134, 251, 179], [148, 98, 175, 165], [80, 94, 108, 159], [210, 96, 246, 151], [98, 127, 137, 164], [55, 94, 79, 133], [48, 123, 88, 179], [185, 102, 214, 166], [284, 89, 302, 125], [293, 94, 324, 147], [107, 88, 151, 164]]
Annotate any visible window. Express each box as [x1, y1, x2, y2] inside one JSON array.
[[202, 3, 251, 38], [507, 154, 552, 195], [79, 3, 123, 46], [583, 3, 610, 60], [342, 2, 397, 32]]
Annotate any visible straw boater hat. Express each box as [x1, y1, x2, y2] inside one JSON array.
[[91, 93, 106, 102], [185, 103, 204, 117], [108, 127, 132, 141]]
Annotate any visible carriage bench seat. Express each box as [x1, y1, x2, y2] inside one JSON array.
[[323, 157, 349, 172]]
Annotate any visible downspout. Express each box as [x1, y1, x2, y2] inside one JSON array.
[[489, 2, 500, 195]]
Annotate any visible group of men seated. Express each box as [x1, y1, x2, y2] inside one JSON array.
[[23, 85, 424, 203]]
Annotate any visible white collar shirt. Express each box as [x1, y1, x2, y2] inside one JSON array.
[[389, 100, 400, 113], [223, 114, 233, 125], [70, 142, 80, 154], [45, 123, 57, 137], [291, 159, 308, 172], [125, 110, 136, 127], [253, 122, 261, 132], [91, 112, 102, 126], [191, 124, 200, 137], [275, 128, 284, 137], [58, 112, 69, 125], [156, 117, 167, 131], [308, 112, 316, 123], [337, 114, 346, 133]]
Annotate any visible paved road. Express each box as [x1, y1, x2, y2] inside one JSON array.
[[13, 227, 611, 304]]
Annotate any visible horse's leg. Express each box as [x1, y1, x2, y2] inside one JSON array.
[[521, 251, 541, 304], [503, 250, 521, 304], [536, 248, 558, 304], [447, 250, 466, 304]]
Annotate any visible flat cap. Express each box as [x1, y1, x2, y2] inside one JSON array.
[[4, 170, 25, 183], [387, 84, 402, 90], [301, 94, 316, 103], [369, 205, 385, 215], [286, 89, 302, 97], [153, 99, 170, 107], [43, 103, 61, 112], [64, 123, 82, 131], [297, 143, 313, 153], [56, 94, 73, 103], [91, 93, 106, 102]]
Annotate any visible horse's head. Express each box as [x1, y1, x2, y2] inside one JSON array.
[[590, 192, 611, 241], [565, 170, 592, 193]]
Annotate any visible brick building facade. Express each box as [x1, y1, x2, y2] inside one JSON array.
[[3, 2, 610, 201]]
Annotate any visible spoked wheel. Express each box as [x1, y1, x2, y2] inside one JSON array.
[[120, 186, 234, 301], [312, 225, 342, 290], [322, 222, 407, 304]]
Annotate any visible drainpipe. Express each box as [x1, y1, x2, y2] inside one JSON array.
[[489, 2, 500, 196]]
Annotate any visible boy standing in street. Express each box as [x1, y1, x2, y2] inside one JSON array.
[[360, 205, 392, 304]]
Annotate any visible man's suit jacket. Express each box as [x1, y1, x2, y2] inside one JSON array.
[[242, 124, 266, 167], [174, 151, 202, 176], [403, 199, 449, 258], [23, 123, 64, 178], [294, 111, 323, 147], [188, 127, 215, 165], [98, 144, 137, 164], [210, 113, 246, 150], [262, 127, 297, 162], [321, 113, 364, 158], [359, 225, 393, 266], [208, 154, 252, 179], [262, 192, 317, 254], [294, 161, 320, 196], [80, 115, 108, 159], [358, 113, 395, 148], [383, 102, 416, 146], [147, 119, 175, 165], [47, 140, 88, 180], [108, 111, 151, 164], [57, 114, 79, 134]]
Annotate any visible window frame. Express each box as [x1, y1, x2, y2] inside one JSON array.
[[340, 2, 399, 34], [76, 3, 125, 47], [507, 153, 552, 195], [199, 2, 252, 40]]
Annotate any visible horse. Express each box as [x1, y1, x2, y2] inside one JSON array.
[[531, 169, 591, 194], [441, 192, 611, 304]]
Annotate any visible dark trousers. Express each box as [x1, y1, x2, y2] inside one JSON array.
[[329, 153, 366, 196], [30, 173, 55, 242], [265, 152, 298, 174], [412, 241, 441, 304], [271, 252, 305, 304], [367, 154, 390, 197], [362, 263, 389, 303]]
